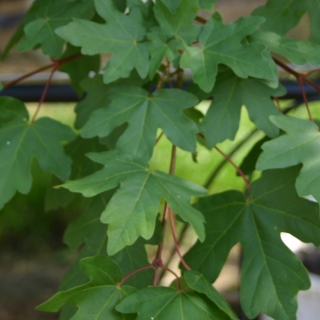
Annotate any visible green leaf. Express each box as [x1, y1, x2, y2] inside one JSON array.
[[0, 83, 3, 91], [75, 73, 147, 129], [18, 0, 95, 58], [59, 45, 100, 97], [185, 167, 320, 319], [249, 30, 320, 66], [184, 271, 239, 320], [199, 0, 216, 11], [116, 283, 236, 319], [0, 97, 76, 209], [146, 27, 181, 77], [154, 0, 200, 45], [161, 0, 181, 14], [200, 70, 284, 148], [181, 16, 277, 92], [257, 114, 320, 205], [61, 150, 207, 255], [253, 0, 306, 35], [81, 87, 199, 161], [37, 256, 136, 320], [56, 0, 149, 83], [239, 136, 270, 175], [306, 0, 320, 43]]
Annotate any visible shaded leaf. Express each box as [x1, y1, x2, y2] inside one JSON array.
[[0, 97, 75, 209], [82, 87, 199, 161], [249, 30, 320, 66], [59, 45, 100, 97], [181, 16, 277, 92], [184, 271, 239, 320], [200, 69, 284, 148], [18, 0, 95, 58], [116, 283, 235, 320], [56, 0, 149, 83], [253, 0, 307, 35], [37, 256, 136, 320], [61, 150, 206, 254], [199, 0, 216, 11], [306, 0, 320, 43], [257, 114, 320, 205], [185, 167, 320, 319]]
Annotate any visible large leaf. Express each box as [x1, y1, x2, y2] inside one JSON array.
[[61, 150, 207, 254], [306, 0, 320, 43], [81, 87, 199, 161], [18, 0, 95, 58], [0, 97, 76, 209], [180, 16, 277, 92], [257, 114, 320, 205], [200, 69, 284, 148], [37, 256, 136, 320], [56, 0, 149, 83], [116, 282, 237, 320], [249, 30, 320, 66], [184, 167, 320, 319]]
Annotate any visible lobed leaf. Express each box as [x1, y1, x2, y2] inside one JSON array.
[[61, 150, 207, 255], [185, 167, 319, 319]]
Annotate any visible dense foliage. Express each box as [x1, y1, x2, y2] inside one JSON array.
[[2, 0, 320, 319]]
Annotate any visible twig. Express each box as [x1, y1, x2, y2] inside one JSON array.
[[118, 265, 154, 286]]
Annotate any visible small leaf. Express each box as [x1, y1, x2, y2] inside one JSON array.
[[185, 167, 319, 319], [59, 45, 100, 97], [181, 16, 277, 92], [184, 270, 239, 320], [37, 256, 136, 320], [0, 83, 3, 91], [116, 284, 235, 319], [199, 0, 216, 11], [161, 0, 181, 14], [257, 114, 320, 205], [56, 0, 149, 83], [82, 87, 199, 161], [0, 97, 76, 209], [61, 150, 207, 255]]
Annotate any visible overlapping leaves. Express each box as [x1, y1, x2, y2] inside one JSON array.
[[257, 114, 320, 205], [18, 0, 95, 58], [56, 0, 149, 83], [200, 69, 284, 148], [37, 256, 137, 319], [0, 97, 75, 209], [185, 167, 320, 319], [61, 150, 207, 255], [82, 87, 199, 161], [181, 16, 278, 92]]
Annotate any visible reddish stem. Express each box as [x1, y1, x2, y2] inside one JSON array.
[[159, 262, 181, 290], [297, 77, 313, 121], [155, 131, 164, 145], [118, 265, 154, 286], [168, 208, 191, 270], [215, 146, 251, 190]]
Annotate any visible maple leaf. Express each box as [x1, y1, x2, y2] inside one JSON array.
[[18, 0, 95, 58], [81, 87, 199, 161], [257, 114, 320, 205], [37, 256, 136, 320], [74, 73, 147, 129], [0, 97, 76, 209], [116, 272, 238, 319], [249, 30, 320, 66], [200, 69, 284, 148], [154, 0, 200, 45], [180, 16, 278, 92], [55, 0, 149, 83], [306, 0, 320, 43], [59, 45, 100, 97], [61, 150, 207, 255], [184, 166, 320, 319]]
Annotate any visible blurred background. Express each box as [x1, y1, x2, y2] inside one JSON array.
[[1, 1, 320, 320]]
